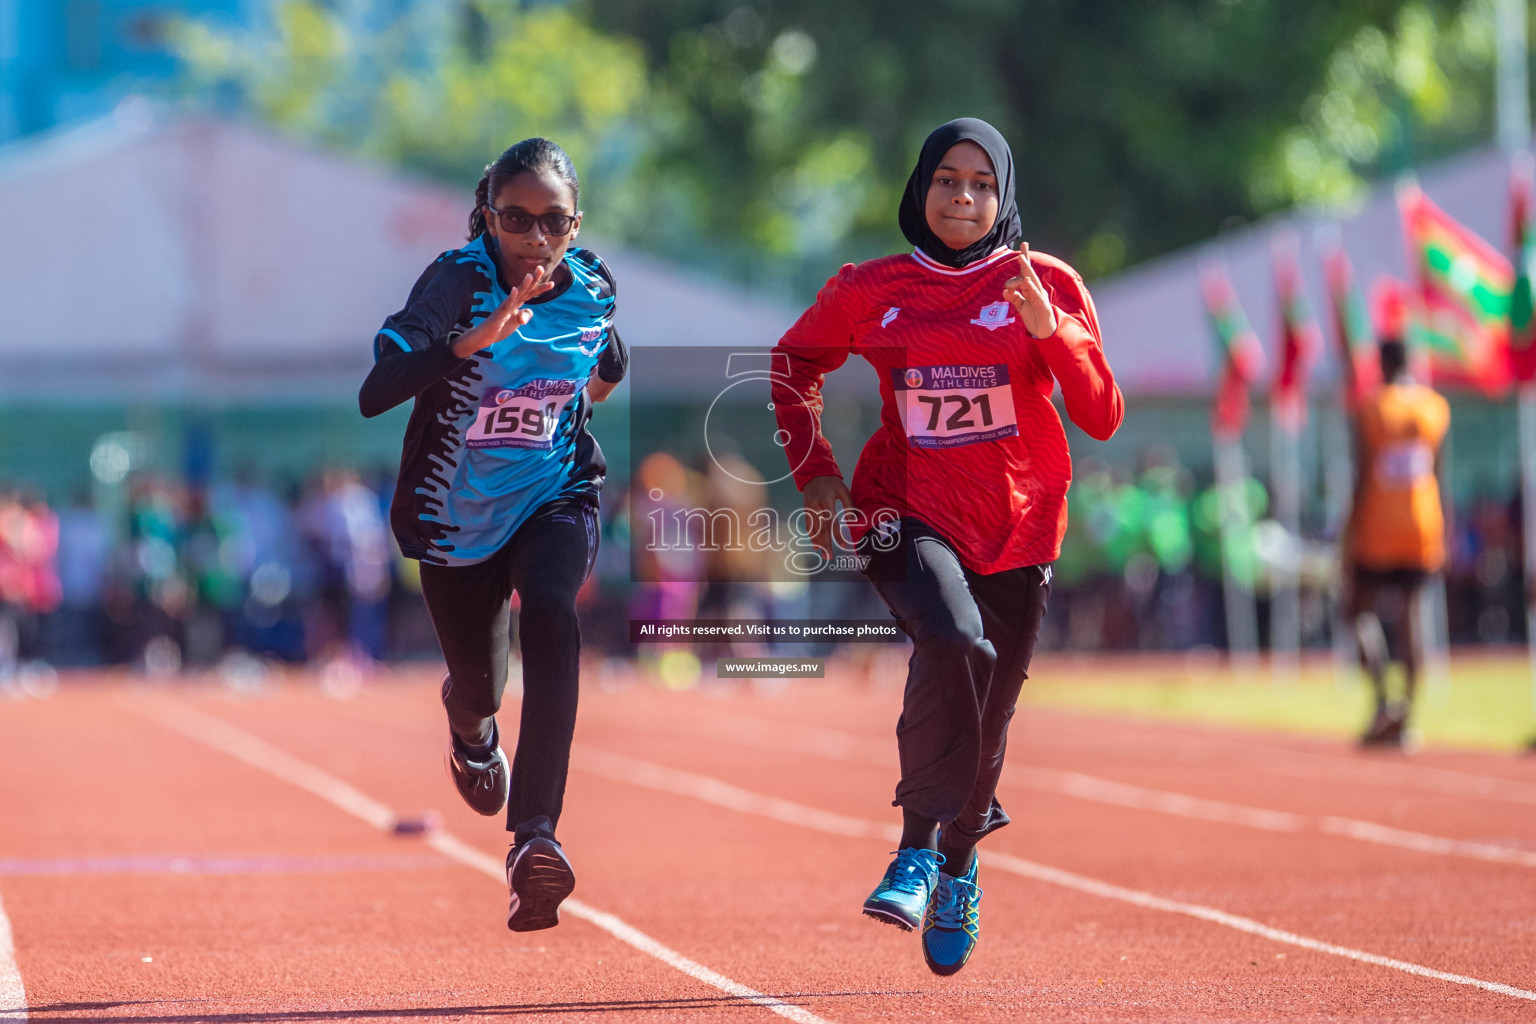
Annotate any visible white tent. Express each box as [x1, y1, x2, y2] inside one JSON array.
[[0, 109, 803, 401]]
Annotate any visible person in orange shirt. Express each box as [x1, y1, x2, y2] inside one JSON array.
[[1343, 319, 1450, 747]]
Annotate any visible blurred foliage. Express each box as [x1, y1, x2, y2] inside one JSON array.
[[172, 0, 1511, 295], [170, 1, 649, 207], [588, 0, 1494, 291], [1252, 0, 1499, 210]]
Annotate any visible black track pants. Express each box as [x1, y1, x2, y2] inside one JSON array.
[[418, 496, 599, 837], [863, 518, 1051, 844]]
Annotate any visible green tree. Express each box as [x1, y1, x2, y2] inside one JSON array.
[[173, 0, 1505, 296], [172, 1, 650, 206], [590, 0, 1488, 291], [1252, 0, 1499, 210]]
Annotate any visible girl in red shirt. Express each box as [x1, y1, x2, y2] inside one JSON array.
[[771, 118, 1123, 975]]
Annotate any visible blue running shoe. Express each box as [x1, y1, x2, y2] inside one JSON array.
[[862, 848, 944, 931], [922, 854, 982, 976]]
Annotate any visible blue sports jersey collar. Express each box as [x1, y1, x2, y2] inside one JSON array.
[[481, 234, 578, 306]]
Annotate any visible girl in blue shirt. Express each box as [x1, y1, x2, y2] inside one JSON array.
[[361, 138, 626, 932]]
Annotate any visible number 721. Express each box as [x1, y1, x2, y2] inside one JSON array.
[[916, 393, 994, 431]]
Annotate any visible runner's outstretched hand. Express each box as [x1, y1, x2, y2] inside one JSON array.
[[1002, 244, 1058, 339], [451, 267, 556, 358], [802, 475, 854, 559]]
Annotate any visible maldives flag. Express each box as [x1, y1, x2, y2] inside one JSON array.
[[1270, 240, 1319, 431], [1510, 158, 1536, 383], [1399, 182, 1513, 393], [1321, 240, 1380, 406], [1201, 264, 1265, 439]]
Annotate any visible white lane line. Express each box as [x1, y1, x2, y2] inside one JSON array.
[[421, 832, 835, 1024], [1020, 714, 1536, 807], [691, 704, 1536, 808], [1018, 767, 1306, 833], [1255, 756, 1536, 808], [0, 885, 26, 1020], [127, 699, 836, 1024], [662, 708, 1536, 869], [578, 749, 889, 841], [574, 747, 1536, 1004], [982, 850, 1536, 1003], [1317, 817, 1536, 868]]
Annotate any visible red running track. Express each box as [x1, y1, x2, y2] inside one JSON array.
[[2, 666, 1535, 1022]]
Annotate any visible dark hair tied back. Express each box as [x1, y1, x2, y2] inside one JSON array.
[[467, 137, 581, 240]]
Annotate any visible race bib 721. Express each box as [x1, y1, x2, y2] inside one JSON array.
[[892, 364, 1019, 449], [465, 379, 581, 450]]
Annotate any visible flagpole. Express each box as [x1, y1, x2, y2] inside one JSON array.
[[1516, 388, 1536, 747], [1322, 405, 1356, 691], [1270, 402, 1302, 685], [1496, 0, 1535, 744], [1215, 433, 1260, 669]]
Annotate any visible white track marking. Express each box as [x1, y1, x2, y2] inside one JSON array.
[[0, 886, 26, 1020], [1317, 817, 1536, 867], [128, 699, 837, 1024], [574, 747, 1536, 1004], [657, 708, 1536, 868], [1017, 767, 1306, 833], [577, 749, 888, 840], [687, 703, 1536, 808], [1020, 713, 1536, 807], [981, 850, 1536, 1002], [421, 833, 832, 1024], [1252, 755, 1536, 808]]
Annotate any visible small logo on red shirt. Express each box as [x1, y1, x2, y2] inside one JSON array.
[[971, 301, 1016, 330], [882, 306, 900, 327]]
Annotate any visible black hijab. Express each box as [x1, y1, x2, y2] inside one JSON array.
[[897, 118, 1021, 268]]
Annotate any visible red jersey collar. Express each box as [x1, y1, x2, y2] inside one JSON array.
[[910, 247, 1014, 276]]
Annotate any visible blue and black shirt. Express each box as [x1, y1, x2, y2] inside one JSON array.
[[360, 236, 627, 566]]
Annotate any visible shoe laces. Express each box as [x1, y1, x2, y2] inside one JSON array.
[[930, 872, 981, 931], [887, 848, 943, 896]]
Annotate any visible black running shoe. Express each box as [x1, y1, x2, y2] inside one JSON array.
[[447, 722, 509, 816], [506, 833, 576, 932], [1360, 703, 1407, 747]]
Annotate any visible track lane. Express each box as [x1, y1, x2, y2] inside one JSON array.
[[0, 686, 836, 1023], [8, 670, 1536, 1020], [234, 672, 1536, 1020]]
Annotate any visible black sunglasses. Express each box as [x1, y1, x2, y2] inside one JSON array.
[[485, 205, 578, 237]]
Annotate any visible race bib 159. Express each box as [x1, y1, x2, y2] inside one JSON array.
[[892, 364, 1018, 449], [465, 379, 580, 450]]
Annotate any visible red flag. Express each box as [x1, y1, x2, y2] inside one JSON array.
[[1270, 239, 1319, 432], [1510, 156, 1536, 383], [1399, 182, 1513, 394], [1201, 264, 1264, 439], [1321, 240, 1380, 407]]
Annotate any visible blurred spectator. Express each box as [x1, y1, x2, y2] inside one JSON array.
[[298, 468, 392, 668], [1, 441, 1533, 672], [52, 488, 111, 665], [0, 487, 61, 677]]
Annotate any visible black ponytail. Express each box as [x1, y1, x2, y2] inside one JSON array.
[[467, 137, 581, 240]]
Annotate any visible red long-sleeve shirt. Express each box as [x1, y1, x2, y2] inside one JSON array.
[[770, 247, 1123, 574]]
